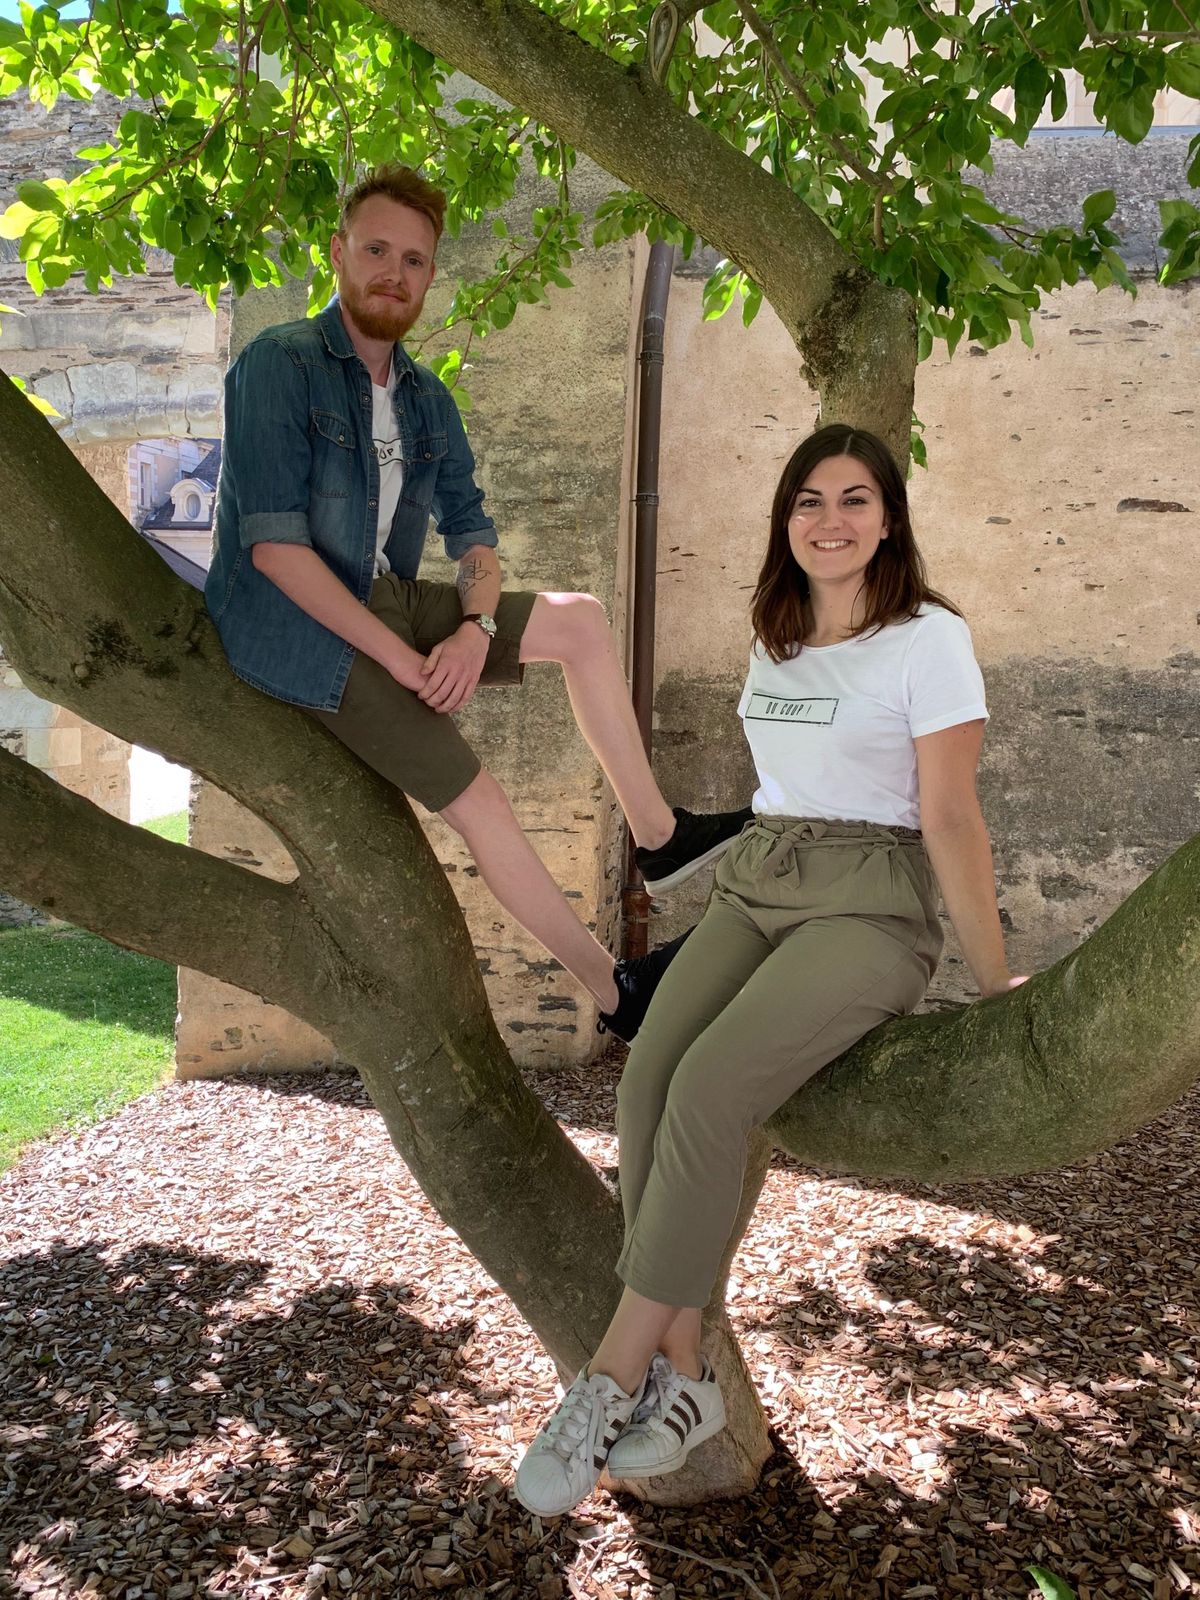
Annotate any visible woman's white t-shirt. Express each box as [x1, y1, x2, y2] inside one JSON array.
[[737, 604, 988, 831]]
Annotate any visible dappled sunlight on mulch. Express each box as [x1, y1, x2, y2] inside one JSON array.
[[1, 1056, 1197, 1600]]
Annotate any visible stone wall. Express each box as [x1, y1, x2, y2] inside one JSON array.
[[1, 94, 227, 441]]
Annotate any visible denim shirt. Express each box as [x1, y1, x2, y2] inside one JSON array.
[[205, 301, 498, 710]]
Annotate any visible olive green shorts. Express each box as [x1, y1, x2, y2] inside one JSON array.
[[312, 575, 538, 812]]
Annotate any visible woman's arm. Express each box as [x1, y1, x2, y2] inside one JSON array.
[[916, 720, 1028, 999]]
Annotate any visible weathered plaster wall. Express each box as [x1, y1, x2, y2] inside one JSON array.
[[415, 171, 633, 1064], [647, 274, 1198, 1004]]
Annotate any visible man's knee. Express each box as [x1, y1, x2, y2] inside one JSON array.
[[555, 591, 610, 664], [439, 767, 514, 837]]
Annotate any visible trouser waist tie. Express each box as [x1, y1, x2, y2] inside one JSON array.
[[752, 816, 923, 880]]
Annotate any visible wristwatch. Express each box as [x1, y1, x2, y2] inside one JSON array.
[[464, 612, 497, 640]]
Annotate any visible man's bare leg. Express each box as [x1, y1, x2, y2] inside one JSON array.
[[519, 593, 675, 850], [441, 768, 620, 1013]]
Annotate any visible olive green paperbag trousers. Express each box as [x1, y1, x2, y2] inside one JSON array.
[[615, 817, 944, 1308]]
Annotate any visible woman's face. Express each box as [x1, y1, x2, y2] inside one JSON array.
[[786, 453, 887, 587]]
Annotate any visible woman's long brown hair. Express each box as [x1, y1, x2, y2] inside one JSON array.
[[750, 424, 961, 663]]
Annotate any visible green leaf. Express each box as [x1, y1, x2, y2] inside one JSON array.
[[1106, 84, 1155, 145], [701, 261, 739, 322], [16, 180, 64, 215], [942, 104, 970, 155], [1050, 71, 1068, 123], [1013, 58, 1050, 126], [1082, 189, 1116, 230], [0, 201, 38, 240], [1164, 44, 1200, 99], [1026, 1567, 1078, 1600]]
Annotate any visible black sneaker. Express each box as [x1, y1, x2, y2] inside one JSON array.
[[635, 806, 754, 894], [597, 928, 695, 1044]]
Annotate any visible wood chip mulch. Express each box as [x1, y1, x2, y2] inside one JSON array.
[[1, 1052, 1197, 1600]]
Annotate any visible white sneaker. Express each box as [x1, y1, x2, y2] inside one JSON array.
[[514, 1368, 640, 1517], [605, 1353, 726, 1479]]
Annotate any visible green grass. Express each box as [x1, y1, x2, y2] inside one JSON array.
[[0, 813, 184, 1172], [141, 809, 188, 845]]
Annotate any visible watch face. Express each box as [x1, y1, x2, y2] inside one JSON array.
[[475, 614, 497, 637]]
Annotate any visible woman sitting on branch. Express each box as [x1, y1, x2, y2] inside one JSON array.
[[515, 422, 1029, 1516]]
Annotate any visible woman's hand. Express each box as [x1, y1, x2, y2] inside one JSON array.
[[980, 972, 1031, 999]]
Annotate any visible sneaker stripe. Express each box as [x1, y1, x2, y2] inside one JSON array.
[[662, 1413, 688, 1445], [668, 1401, 694, 1440], [678, 1390, 703, 1426]]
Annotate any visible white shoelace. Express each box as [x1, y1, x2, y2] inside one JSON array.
[[631, 1354, 680, 1427], [544, 1377, 612, 1464]]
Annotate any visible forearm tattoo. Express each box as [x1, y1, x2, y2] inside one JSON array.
[[457, 555, 488, 603]]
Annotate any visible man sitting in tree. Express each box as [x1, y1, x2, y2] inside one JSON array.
[[207, 165, 748, 1039]]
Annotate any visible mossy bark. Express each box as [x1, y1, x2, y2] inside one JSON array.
[[769, 835, 1200, 1179]]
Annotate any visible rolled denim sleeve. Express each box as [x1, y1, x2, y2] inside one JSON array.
[[432, 388, 499, 560], [224, 337, 313, 549]]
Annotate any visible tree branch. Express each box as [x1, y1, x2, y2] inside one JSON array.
[[365, 0, 849, 335], [770, 832, 1200, 1180], [0, 368, 452, 903], [0, 744, 313, 1003], [364, 0, 918, 452]]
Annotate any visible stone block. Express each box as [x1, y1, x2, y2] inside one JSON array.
[[134, 365, 171, 438], [0, 684, 61, 728], [32, 370, 72, 427], [183, 362, 223, 436], [176, 974, 343, 1080], [66, 359, 139, 444]]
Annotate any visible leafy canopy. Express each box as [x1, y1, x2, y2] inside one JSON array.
[[1, 0, 1198, 383]]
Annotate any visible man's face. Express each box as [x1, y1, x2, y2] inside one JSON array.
[[331, 194, 438, 343]]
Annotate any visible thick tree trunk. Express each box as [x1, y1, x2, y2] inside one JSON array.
[[0, 374, 623, 1373]]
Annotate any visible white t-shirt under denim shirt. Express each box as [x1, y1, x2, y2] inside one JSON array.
[[737, 604, 988, 831], [372, 363, 405, 575]]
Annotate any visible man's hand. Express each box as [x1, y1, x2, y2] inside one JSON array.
[[419, 623, 490, 713]]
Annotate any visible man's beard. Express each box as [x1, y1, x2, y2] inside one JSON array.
[[340, 279, 422, 342]]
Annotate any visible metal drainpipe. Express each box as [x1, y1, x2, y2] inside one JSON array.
[[622, 240, 676, 961]]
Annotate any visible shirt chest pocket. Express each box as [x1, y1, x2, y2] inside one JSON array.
[[310, 409, 356, 500], [400, 430, 449, 510]]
